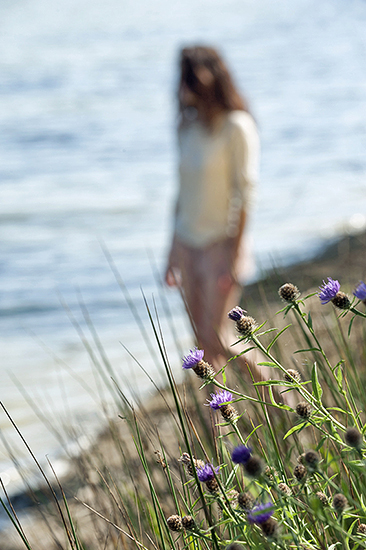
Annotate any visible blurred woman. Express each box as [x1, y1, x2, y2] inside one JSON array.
[[165, 46, 259, 368]]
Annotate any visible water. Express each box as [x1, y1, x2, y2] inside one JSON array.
[[1, 0, 366, 496]]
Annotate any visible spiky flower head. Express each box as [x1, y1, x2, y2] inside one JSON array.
[[182, 347, 214, 379], [278, 283, 301, 303], [354, 281, 366, 302], [182, 516, 195, 530], [316, 491, 328, 505], [304, 450, 320, 471], [284, 369, 301, 383], [318, 277, 340, 304], [244, 455, 264, 478], [357, 524, 366, 535], [293, 464, 307, 482], [166, 515, 182, 531], [182, 347, 204, 369], [228, 307, 257, 339], [332, 493, 347, 513], [228, 306, 246, 321], [207, 390, 233, 410], [296, 401, 312, 419], [278, 482, 292, 496], [247, 502, 274, 524], [207, 390, 237, 420], [238, 491, 255, 511], [345, 427, 363, 449], [196, 463, 219, 482], [318, 278, 351, 309], [236, 315, 257, 339], [231, 445, 252, 464], [260, 518, 278, 537]]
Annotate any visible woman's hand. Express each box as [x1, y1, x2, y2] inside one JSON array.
[[165, 236, 180, 287], [165, 264, 178, 287]]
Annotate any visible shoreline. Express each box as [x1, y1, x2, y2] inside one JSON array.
[[1, 227, 365, 541]]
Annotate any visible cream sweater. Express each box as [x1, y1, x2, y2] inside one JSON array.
[[174, 110, 259, 248]]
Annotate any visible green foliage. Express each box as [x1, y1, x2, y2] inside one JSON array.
[[2, 278, 366, 549]]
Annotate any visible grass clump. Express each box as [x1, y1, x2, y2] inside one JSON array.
[[2, 275, 366, 550]]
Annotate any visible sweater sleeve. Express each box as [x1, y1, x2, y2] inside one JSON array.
[[230, 112, 259, 210], [226, 112, 259, 237]]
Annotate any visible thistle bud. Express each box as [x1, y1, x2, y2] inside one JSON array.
[[331, 292, 351, 310], [260, 518, 278, 537], [316, 491, 328, 505], [332, 493, 347, 513], [237, 491, 254, 511], [357, 524, 366, 535], [244, 455, 264, 478], [167, 515, 182, 531], [278, 482, 292, 496], [293, 464, 307, 482], [182, 515, 195, 530], [345, 427, 362, 449], [228, 307, 257, 339], [304, 450, 319, 472], [296, 402, 312, 419], [284, 369, 301, 383], [278, 283, 300, 303]]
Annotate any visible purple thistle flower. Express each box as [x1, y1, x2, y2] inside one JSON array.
[[196, 463, 220, 482], [231, 445, 252, 465], [182, 347, 204, 369], [247, 502, 274, 525], [318, 277, 340, 305], [207, 390, 233, 410], [354, 281, 366, 301], [228, 306, 246, 322]]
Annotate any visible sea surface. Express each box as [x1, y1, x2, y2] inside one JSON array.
[[1, 0, 366, 498]]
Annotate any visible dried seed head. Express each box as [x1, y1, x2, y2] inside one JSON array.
[[220, 404, 237, 421], [284, 369, 301, 383], [205, 477, 219, 493], [278, 482, 292, 496], [260, 517, 278, 537], [331, 291, 351, 310], [316, 491, 328, 505], [237, 491, 255, 511], [279, 283, 300, 303], [332, 493, 347, 513], [166, 515, 182, 532], [182, 515, 195, 530], [297, 453, 305, 464], [263, 465, 276, 481], [154, 450, 167, 469], [345, 427, 362, 449], [179, 453, 204, 477], [244, 455, 264, 478], [304, 450, 320, 471], [296, 402, 312, 419], [236, 315, 257, 339], [227, 489, 239, 506], [293, 464, 307, 482], [192, 360, 215, 379], [357, 524, 366, 535]]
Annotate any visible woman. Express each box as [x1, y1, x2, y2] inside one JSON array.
[[165, 46, 259, 368]]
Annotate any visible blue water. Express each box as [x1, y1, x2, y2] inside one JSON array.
[[1, 0, 366, 495]]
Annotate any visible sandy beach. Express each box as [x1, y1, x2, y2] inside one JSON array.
[[1, 228, 366, 549]]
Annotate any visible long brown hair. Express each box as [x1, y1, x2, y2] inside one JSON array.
[[179, 46, 249, 126]]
